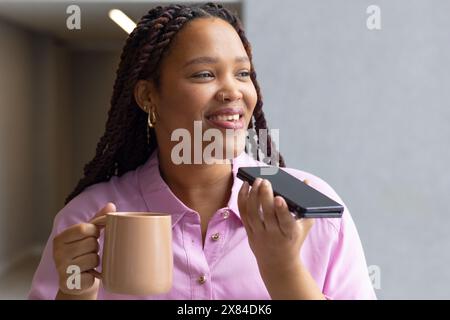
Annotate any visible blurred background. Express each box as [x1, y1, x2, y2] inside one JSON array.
[[0, 0, 449, 299]]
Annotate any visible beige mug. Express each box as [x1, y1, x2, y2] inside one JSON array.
[[89, 212, 173, 296]]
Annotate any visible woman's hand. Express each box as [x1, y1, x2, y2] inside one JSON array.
[[237, 177, 314, 275], [238, 177, 324, 299], [53, 202, 116, 298]]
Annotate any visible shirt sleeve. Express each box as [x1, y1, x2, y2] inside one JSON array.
[[27, 221, 60, 300], [282, 167, 376, 300], [319, 185, 377, 300]]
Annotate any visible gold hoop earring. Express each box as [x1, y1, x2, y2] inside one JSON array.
[[147, 107, 157, 128]]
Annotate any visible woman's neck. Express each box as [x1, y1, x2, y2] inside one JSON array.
[[156, 147, 234, 209]]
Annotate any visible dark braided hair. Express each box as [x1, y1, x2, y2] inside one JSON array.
[[65, 2, 286, 205]]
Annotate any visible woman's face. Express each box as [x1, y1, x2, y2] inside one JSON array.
[[146, 17, 257, 160]]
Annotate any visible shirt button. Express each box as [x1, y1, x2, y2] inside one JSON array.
[[198, 275, 207, 284], [211, 233, 220, 241], [223, 210, 230, 219]]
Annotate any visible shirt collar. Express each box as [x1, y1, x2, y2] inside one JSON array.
[[137, 148, 259, 228]]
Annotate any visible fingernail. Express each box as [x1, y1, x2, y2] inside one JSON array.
[[254, 178, 262, 186], [275, 197, 283, 207]]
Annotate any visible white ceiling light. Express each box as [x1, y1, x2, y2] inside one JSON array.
[[108, 9, 136, 34]]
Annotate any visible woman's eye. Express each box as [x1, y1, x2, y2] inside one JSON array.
[[192, 70, 250, 79], [193, 72, 214, 79], [238, 71, 250, 77]]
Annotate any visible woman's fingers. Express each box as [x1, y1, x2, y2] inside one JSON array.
[[259, 179, 279, 233], [239, 177, 316, 239], [52, 202, 116, 296], [71, 253, 100, 273], [91, 202, 116, 219], [95, 202, 116, 218], [298, 178, 315, 232], [297, 216, 315, 234], [274, 196, 296, 238], [56, 203, 116, 245], [246, 178, 265, 232], [54, 223, 99, 245], [66, 237, 99, 260], [238, 180, 252, 234]]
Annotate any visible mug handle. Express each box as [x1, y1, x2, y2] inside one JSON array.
[[87, 215, 107, 280]]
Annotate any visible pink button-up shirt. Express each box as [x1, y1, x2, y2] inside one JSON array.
[[28, 149, 376, 300]]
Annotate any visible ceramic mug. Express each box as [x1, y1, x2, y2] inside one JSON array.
[[89, 212, 173, 295]]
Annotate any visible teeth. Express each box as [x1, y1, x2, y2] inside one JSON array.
[[209, 114, 240, 121]]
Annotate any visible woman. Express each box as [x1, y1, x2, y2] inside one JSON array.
[[29, 2, 376, 300]]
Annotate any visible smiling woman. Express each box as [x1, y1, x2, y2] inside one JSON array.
[[28, 2, 376, 300], [133, 17, 257, 163]]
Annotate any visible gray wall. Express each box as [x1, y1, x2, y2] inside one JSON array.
[[32, 35, 72, 245], [0, 18, 74, 270], [0, 19, 36, 274], [0, 17, 120, 276], [244, 0, 450, 299], [70, 50, 121, 187]]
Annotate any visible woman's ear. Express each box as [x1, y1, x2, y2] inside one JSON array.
[[134, 80, 158, 111]]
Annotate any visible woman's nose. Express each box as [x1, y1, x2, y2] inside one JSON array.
[[216, 87, 243, 103], [216, 72, 245, 102]]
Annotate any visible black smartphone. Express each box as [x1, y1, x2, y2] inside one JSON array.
[[237, 166, 344, 219]]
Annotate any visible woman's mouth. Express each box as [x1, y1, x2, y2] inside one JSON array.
[[206, 113, 245, 129]]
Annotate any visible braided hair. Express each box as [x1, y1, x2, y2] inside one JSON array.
[[65, 2, 286, 205]]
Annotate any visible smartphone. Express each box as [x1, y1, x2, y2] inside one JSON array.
[[237, 166, 344, 219]]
